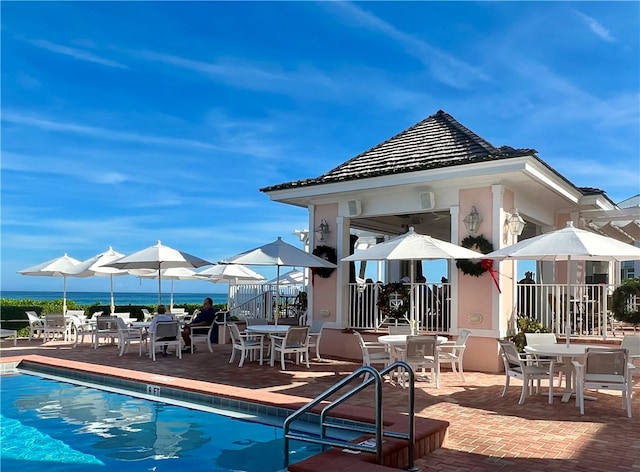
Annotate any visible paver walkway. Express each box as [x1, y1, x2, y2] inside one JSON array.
[[1, 337, 638, 471]]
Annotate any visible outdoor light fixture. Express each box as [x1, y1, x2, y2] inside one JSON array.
[[315, 218, 331, 242], [463, 206, 482, 235], [505, 208, 526, 236]]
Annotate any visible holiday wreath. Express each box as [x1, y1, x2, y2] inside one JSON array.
[[611, 279, 640, 326], [455, 235, 494, 277], [311, 245, 337, 278], [377, 282, 411, 319]]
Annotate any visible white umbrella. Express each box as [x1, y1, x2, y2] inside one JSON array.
[[198, 264, 265, 284], [220, 237, 336, 324], [484, 221, 640, 341], [18, 253, 82, 314], [131, 267, 204, 310], [197, 264, 265, 341], [70, 247, 128, 314], [104, 241, 212, 304], [265, 268, 304, 286], [342, 227, 484, 326]]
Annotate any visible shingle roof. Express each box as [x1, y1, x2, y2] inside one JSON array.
[[261, 110, 537, 193]]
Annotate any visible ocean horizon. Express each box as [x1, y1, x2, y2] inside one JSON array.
[[0, 290, 228, 306]]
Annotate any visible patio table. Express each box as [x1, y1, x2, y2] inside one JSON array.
[[524, 343, 608, 402], [0, 328, 17, 346]]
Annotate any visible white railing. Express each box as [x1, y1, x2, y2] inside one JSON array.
[[229, 283, 302, 322], [347, 282, 623, 339], [347, 282, 451, 333]]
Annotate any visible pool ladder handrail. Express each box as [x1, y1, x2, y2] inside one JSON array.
[[283, 361, 417, 471]]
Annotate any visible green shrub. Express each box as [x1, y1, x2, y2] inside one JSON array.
[[612, 277, 640, 326], [510, 316, 551, 352]]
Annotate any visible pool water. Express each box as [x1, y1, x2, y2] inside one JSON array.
[[0, 373, 322, 471]]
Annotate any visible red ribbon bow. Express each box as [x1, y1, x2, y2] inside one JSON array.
[[481, 259, 501, 293]]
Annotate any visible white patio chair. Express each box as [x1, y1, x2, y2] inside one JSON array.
[[524, 332, 565, 387], [189, 323, 215, 353], [116, 317, 148, 357], [68, 314, 95, 347], [402, 335, 440, 389], [141, 308, 153, 322], [65, 309, 85, 319], [93, 316, 119, 349], [497, 339, 554, 405], [228, 323, 265, 367], [621, 335, 640, 381], [438, 329, 471, 382], [353, 331, 392, 381], [270, 326, 310, 370], [150, 321, 182, 361], [25, 311, 44, 341], [388, 324, 412, 335], [306, 320, 325, 360], [42, 314, 67, 342], [246, 317, 269, 326], [572, 347, 634, 418]]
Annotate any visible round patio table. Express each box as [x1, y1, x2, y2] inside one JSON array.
[[524, 343, 608, 402], [246, 325, 290, 335]]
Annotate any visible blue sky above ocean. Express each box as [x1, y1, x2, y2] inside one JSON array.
[[1, 2, 638, 291]]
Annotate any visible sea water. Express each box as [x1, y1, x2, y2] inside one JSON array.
[[0, 291, 228, 306]]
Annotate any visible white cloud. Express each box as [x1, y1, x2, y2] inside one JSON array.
[[27, 39, 129, 68], [324, 2, 490, 88], [574, 10, 616, 43]]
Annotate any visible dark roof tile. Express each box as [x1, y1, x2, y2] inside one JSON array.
[[261, 110, 536, 192]]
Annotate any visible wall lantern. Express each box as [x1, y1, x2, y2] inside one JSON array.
[[506, 209, 526, 236], [315, 218, 331, 242], [463, 206, 482, 235]]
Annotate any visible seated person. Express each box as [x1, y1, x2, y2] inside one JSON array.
[[149, 305, 176, 357], [181, 297, 216, 352]]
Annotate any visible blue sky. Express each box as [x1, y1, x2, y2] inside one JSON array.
[[1, 1, 638, 294]]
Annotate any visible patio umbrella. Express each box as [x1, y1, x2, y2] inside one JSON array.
[[265, 268, 304, 286], [342, 227, 484, 326], [197, 263, 265, 340], [198, 264, 265, 284], [220, 237, 336, 324], [104, 241, 212, 304], [69, 247, 128, 314], [131, 267, 205, 311], [18, 253, 82, 314], [484, 221, 640, 341]]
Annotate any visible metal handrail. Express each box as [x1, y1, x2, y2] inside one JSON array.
[[283, 361, 417, 471]]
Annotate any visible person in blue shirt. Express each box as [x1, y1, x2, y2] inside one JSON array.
[[181, 297, 216, 352]]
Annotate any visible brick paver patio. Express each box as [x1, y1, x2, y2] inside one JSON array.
[[1, 337, 638, 471]]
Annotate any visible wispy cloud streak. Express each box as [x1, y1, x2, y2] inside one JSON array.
[[27, 39, 129, 68], [574, 11, 616, 42]]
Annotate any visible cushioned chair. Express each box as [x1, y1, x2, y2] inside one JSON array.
[[438, 329, 471, 382], [270, 326, 309, 370], [572, 347, 634, 418], [25, 311, 44, 341], [116, 317, 147, 356], [228, 323, 265, 367], [498, 339, 554, 405], [150, 321, 182, 361]]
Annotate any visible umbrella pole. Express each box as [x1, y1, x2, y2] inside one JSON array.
[[110, 274, 115, 314], [410, 263, 415, 333], [170, 279, 174, 311], [158, 267, 162, 306], [275, 266, 280, 326], [63, 275, 68, 315], [565, 256, 572, 347]]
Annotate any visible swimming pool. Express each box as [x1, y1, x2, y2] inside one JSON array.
[[1, 371, 329, 472]]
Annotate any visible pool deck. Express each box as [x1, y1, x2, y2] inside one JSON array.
[[1, 337, 639, 471]]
